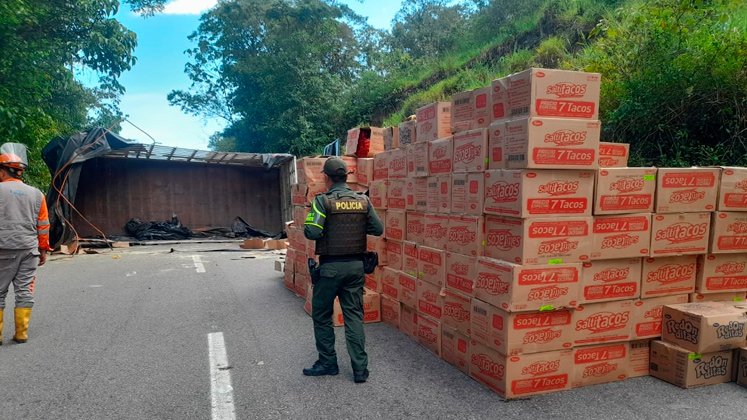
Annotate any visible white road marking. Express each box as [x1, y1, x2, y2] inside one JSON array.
[[193, 255, 206, 273], [208, 332, 236, 420]]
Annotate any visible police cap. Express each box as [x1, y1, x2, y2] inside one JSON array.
[[322, 157, 348, 176]]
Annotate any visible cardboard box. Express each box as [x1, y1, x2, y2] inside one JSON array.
[[428, 136, 453, 175], [424, 213, 450, 250], [437, 175, 451, 214], [398, 271, 418, 308], [649, 340, 734, 388], [655, 167, 720, 213], [594, 168, 657, 215], [598, 142, 629, 168], [400, 304, 417, 339], [487, 120, 505, 169], [451, 90, 473, 134], [442, 289, 471, 336], [641, 255, 698, 298], [417, 279, 446, 321], [484, 169, 595, 218], [346, 127, 385, 158], [736, 347, 747, 387], [367, 235, 387, 266], [474, 257, 581, 312], [413, 142, 429, 177], [388, 148, 407, 179], [631, 294, 690, 339], [369, 180, 388, 209], [504, 117, 600, 169], [484, 215, 592, 265], [696, 254, 747, 293], [473, 87, 491, 129], [446, 251, 477, 296], [416, 102, 452, 143], [307, 288, 382, 327], [650, 212, 711, 256], [416, 313, 442, 356], [573, 300, 635, 346], [340, 156, 359, 184], [628, 339, 651, 378], [453, 129, 488, 173], [451, 172, 484, 215], [403, 241, 419, 278], [415, 177, 428, 211], [591, 214, 652, 260], [381, 294, 400, 329], [572, 342, 630, 388], [441, 326, 470, 374], [292, 205, 308, 228], [405, 211, 425, 244], [710, 212, 747, 254], [661, 301, 747, 353], [383, 126, 400, 151], [385, 210, 406, 241], [385, 239, 403, 271], [375, 208, 386, 232], [451, 173, 467, 214], [469, 342, 573, 399], [426, 177, 439, 214], [387, 179, 407, 210], [381, 267, 401, 301], [717, 167, 747, 211], [290, 182, 326, 206], [471, 298, 574, 355], [405, 177, 416, 210], [507, 68, 601, 120], [418, 246, 446, 288], [490, 76, 509, 122], [580, 259, 642, 304], [399, 120, 417, 147], [690, 292, 747, 303], [373, 150, 390, 181], [296, 157, 327, 184], [446, 214, 485, 257], [365, 266, 383, 293]]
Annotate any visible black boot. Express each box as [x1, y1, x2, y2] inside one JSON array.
[[353, 369, 369, 383], [303, 360, 339, 376]]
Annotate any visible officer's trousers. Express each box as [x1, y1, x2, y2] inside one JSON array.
[[311, 259, 367, 371], [0, 249, 38, 308]]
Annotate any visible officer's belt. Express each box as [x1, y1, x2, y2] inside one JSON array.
[[319, 254, 365, 264]]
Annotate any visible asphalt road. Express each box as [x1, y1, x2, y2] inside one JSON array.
[[0, 243, 745, 419]]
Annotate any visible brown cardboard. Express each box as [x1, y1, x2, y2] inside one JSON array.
[[442, 289, 471, 336], [717, 167, 747, 211], [661, 301, 747, 353], [400, 304, 417, 339], [591, 214, 652, 260], [650, 212, 711, 256], [469, 342, 573, 399], [426, 176, 439, 214], [446, 214, 485, 257], [415, 177, 427, 211], [405, 177, 416, 210], [424, 213, 449, 250], [451, 173, 467, 214], [445, 251, 477, 296], [346, 126, 385, 158], [483, 169, 595, 218], [484, 215, 592, 265], [385, 240, 403, 271], [572, 342, 630, 388], [474, 257, 581, 312], [655, 167, 720, 213], [381, 294, 401, 329], [507, 68, 601, 120], [307, 288, 381, 327], [381, 267, 401, 301], [383, 126, 400, 151], [418, 246, 446, 288], [399, 120, 417, 147], [403, 241, 419, 278], [649, 340, 734, 388], [628, 339, 651, 378], [696, 254, 747, 293], [631, 295, 690, 339], [417, 279, 446, 321], [369, 180, 388, 209], [340, 156, 359, 184], [416, 102, 452, 143], [398, 271, 418, 308], [385, 210, 406, 241], [387, 179, 407, 210], [490, 76, 509, 122], [373, 150, 390, 180], [594, 168, 657, 215], [428, 136, 453, 175], [453, 129, 488, 173], [388, 148, 407, 179], [437, 175, 451, 214], [641, 255, 698, 298], [473, 87, 491, 129], [736, 347, 747, 387], [413, 142, 429, 177], [573, 300, 635, 346], [598, 142, 629, 168], [504, 117, 600, 169], [453, 172, 484, 215], [580, 259, 642, 304], [365, 266, 383, 293], [451, 90, 473, 134], [416, 313, 442, 357], [405, 211, 425, 244], [487, 120, 505, 169], [710, 212, 747, 254], [441, 326, 470, 375], [367, 235, 387, 266], [470, 298, 574, 355], [296, 157, 327, 184], [690, 292, 746, 303]]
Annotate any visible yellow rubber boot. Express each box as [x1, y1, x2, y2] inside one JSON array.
[[12, 307, 32, 343]]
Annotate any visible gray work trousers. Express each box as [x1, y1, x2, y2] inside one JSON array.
[[0, 249, 38, 308]]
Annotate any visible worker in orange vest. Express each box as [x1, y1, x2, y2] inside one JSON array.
[[0, 142, 51, 345]]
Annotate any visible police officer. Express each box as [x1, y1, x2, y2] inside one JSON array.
[[0, 142, 51, 345], [303, 157, 383, 383]]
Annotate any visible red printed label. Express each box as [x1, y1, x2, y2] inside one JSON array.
[[528, 221, 589, 238], [583, 282, 638, 300], [594, 217, 649, 233], [599, 195, 653, 211], [527, 198, 588, 215], [531, 148, 595, 165], [661, 172, 716, 188], [535, 99, 596, 118], [518, 268, 579, 285], [511, 374, 569, 395]]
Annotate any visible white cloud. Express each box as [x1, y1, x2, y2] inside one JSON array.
[[162, 0, 218, 15]]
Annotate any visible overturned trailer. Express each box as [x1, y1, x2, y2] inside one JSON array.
[[43, 128, 294, 248]]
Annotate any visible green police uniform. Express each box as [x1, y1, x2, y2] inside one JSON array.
[[304, 171, 383, 380]]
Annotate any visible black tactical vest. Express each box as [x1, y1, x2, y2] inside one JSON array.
[[315, 190, 369, 256]]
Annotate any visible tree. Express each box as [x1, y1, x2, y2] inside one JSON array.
[[389, 0, 470, 60]]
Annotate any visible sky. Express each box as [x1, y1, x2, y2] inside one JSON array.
[[84, 0, 406, 150]]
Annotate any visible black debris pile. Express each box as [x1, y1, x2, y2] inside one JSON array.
[[125, 217, 192, 241]]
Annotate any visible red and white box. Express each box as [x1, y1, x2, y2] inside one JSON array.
[[412, 142, 429, 176], [387, 179, 406, 210], [399, 120, 417, 148], [426, 177, 439, 213], [628, 339, 650, 378], [451, 90, 472, 134], [696, 254, 747, 293], [445, 251, 477, 296], [418, 246, 446, 288], [484, 169, 595, 218], [400, 304, 417, 339], [580, 259, 642, 304], [373, 150, 390, 180], [416, 313, 442, 357], [428, 136, 453, 175], [591, 214, 652, 260], [416, 102, 452, 143], [446, 214, 485, 257], [357, 158, 374, 186], [383, 126, 399, 151], [503, 117, 600, 169], [424, 213, 450, 250], [469, 341, 573, 399], [405, 211, 425, 244], [594, 168, 657, 215], [381, 267, 401, 301], [369, 180, 388, 209], [441, 326, 470, 375], [453, 129, 488, 172], [417, 279, 446, 321], [650, 212, 711, 256], [471, 298, 574, 355], [641, 255, 697, 298], [452, 172, 484, 215], [710, 212, 747, 254], [403, 241, 419, 278], [474, 257, 581, 312], [598, 142, 629, 168], [438, 175, 451, 214], [398, 271, 418, 308], [491, 76, 509, 122], [296, 157, 327, 184], [367, 235, 387, 266], [365, 266, 383, 293], [381, 295, 401, 329], [385, 210, 406, 241], [411, 177, 427, 211], [631, 294, 689, 339], [487, 120, 505, 169], [442, 289, 471, 336], [405, 177, 416, 210], [655, 167, 720, 213], [341, 156, 359, 184], [484, 215, 592, 265], [573, 299, 635, 346], [572, 343, 630, 388], [473, 87, 491, 129], [388, 148, 407, 179], [690, 291, 746, 302], [385, 240, 403, 271], [346, 127, 385, 158], [507, 68, 601, 120], [717, 167, 747, 210]]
